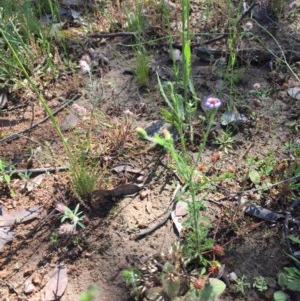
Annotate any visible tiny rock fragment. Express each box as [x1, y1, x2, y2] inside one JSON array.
[[287, 87, 300, 100], [0, 227, 13, 252], [175, 201, 188, 217], [71, 103, 88, 116], [228, 272, 238, 282], [32, 274, 42, 286], [171, 48, 182, 63], [145, 201, 152, 214], [145, 287, 162, 301], [132, 201, 141, 211], [79, 59, 91, 74], [171, 211, 183, 234], [24, 282, 35, 294], [0, 93, 8, 109], [112, 165, 143, 174], [136, 175, 144, 183], [0, 269, 8, 278], [265, 277, 277, 288], [23, 269, 33, 277], [139, 190, 149, 200]]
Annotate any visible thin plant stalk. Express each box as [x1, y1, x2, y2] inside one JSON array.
[[0, 28, 82, 191]]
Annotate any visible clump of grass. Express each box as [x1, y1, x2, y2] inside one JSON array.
[[135, 49, 149, 86], [70, 157, 99, 201]]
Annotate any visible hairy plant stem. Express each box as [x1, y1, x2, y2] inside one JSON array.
[[181, 0, 191, 104], [191, 110, 217, 181], [187, 111, 216, 249]]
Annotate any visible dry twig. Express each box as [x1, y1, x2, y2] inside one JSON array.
[[135, 183, 181, 239], [0, 94, 80, 144]]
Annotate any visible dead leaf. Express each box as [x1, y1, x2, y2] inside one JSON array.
[[171, 211, 183, 235], [174, 201, 188, 217], [0, 227, 13, 252], [0, 206, 42, 227], [93, 183, 143, 200], [43, 263, 68, 301], [0, 93, 8, 109], [287, 87, 300, 100], [23, 174, 45, 192], [60, 113, 78, 132]]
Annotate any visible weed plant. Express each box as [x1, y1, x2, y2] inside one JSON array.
[[0, 8, 99, 202], [136, 0, 228, 299], [79, 285, 99, 301], [135, 49, 149, 86], [0, 158, 17, 197], [56, 203, 85, 230], [0, 0, 58, 89], [70, 149, 99, 200], [234, 275, 251, 295], [252, 276, 268, 292], [125, 1, 150, 87], [274, 237, 300, 301]]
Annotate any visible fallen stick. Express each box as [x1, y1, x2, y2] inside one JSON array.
[[87, 32, 137, 38], [0, 94, 80, 144], [135, 183, 181, 239], [6, 166, 69, 176]]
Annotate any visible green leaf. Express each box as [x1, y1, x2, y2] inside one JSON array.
[[136, 127, 148, 139], [61, 216, 68, 223], [273, 291, 288, 301], [286, 279, 300, 291], [4, 174, 10, 184], [79, 285, 98, 301], [162, 276, 180, 299], [160, 108, 174, 122], [287, 254, 300, 266], [249, 170, 260, 184], [74, 204, 80, 215], [278, 273, 287, 288], [288, 235, 300, 245]]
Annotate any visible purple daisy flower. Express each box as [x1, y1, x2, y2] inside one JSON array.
[[201, 96, 222, 111]]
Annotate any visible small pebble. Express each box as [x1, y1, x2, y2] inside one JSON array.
[[136, 175, 144, 183], [229, 272, 238, 282], [24, 282, 35, 294], [139, 190, 149, 200], [32, 275, 42, 286]]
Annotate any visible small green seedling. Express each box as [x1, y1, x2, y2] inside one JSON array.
[[122, 268, 144, 300], [59, 203, 85, 229], [249, 86, 271, 101], [253, 276, 268, 292], [0, 158, 14, 186], [50, 229, 58, 244], [214, 130, 233, 153], [79, 285, 99, 301], [234, 275, 251, 295]]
